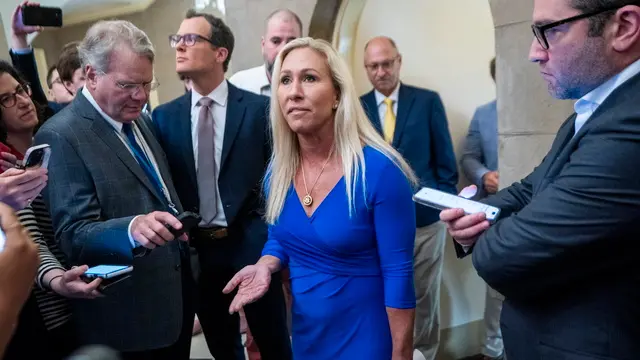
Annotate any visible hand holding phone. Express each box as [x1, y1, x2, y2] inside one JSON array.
[[166, 212, 202, 238], [17, 144, 51, 170], [130, 211, 188, 249], [413, 187, 501, 221], [82, 265, 133, 292], [431, 186, 495, 247], [21, 4, 62, 28]]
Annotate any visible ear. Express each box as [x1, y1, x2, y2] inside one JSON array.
[[261, 36, 266, 50], [217, 47, 229, 65], [84, 65, 99, 90], [611, 6, 640, 52]]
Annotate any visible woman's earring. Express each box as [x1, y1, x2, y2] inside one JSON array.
[[333, 102, 339, 109]]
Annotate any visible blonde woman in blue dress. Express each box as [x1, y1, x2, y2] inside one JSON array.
[[224, 37, 417, 360]]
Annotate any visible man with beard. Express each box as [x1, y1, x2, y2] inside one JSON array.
[[229, 9, 302, 96], [442, 0, 640, 358]]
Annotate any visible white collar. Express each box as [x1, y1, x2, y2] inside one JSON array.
[[82, 86, 124, 132], [374, 82, 401, 106], [191, 79, 229, 109], [259, 64, 271, 91]]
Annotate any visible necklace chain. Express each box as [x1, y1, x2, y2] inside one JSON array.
[[301, 147, 334, 207]]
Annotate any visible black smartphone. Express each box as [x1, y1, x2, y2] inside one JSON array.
[[167, 212, 202, 237], [22, 5, 63, 27]]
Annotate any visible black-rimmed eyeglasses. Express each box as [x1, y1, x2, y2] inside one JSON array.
[[532, 5, 626, 50], [0, 84, 32, 109], [169, 33, 216, 48]]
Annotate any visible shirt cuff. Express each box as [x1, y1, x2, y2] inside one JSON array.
[[474, 168, 491, 188], [11, 47, 33, 55], [128, 215, 142, 248]]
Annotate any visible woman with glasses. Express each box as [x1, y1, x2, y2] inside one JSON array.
[[0, 60, 102, 360]]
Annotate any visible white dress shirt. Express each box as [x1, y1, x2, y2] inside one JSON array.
[[228, 64, 271, 97], [82, 87, 174, 247], [573, 58, 640, 136], [374, 83, 401, 126], [191, 80, 229, 227]]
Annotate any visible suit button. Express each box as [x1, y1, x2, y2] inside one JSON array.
[[225, 204, 230, 208], [174, 264, 181, 271]]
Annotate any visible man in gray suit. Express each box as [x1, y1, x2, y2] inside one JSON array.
[[443, 0, 640, 359], [34, 20, 193, 360]]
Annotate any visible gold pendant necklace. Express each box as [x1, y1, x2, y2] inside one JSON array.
[[301, 147, 334, 207]]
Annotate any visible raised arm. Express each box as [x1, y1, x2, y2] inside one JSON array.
[[372, 159, 417, 360]]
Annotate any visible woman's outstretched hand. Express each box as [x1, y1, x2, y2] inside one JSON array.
[[222, 264, 272, 314]]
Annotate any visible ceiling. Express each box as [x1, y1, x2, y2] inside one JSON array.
[[61, 0, 155, 26]]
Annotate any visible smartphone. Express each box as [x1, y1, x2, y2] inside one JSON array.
[[21, 5, 63, 27], [84, 265, 133, 279], [0, 227, 5, 253], [167, 212, 202, 237], [413, 187, 501, 222], [18, 144, 51, 170]]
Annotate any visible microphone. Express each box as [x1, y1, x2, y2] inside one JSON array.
[[65, 345, 121, 360]]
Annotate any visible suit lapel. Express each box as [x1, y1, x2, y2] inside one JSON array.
[[220, 84, 246, 171], [80, 98, 162, 203], [541, 114, 577, 179], [393, 84, 414, 146], [136, 115, 181, 210], [174, 93, 198, 191], [363, 91, 382, 135]]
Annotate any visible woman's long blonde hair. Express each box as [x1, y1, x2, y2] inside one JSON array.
[[265, 37, 417, 224]]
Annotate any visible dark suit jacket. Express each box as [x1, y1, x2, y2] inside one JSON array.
[[152, 82, 271, 268], [460, 72, 640, 359], [33, 92, 187, 352], [361, 84, 458, 227]]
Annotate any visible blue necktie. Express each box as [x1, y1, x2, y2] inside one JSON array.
[[122, 123, 170, 212]]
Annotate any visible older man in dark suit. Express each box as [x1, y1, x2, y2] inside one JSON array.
[[34, 20, 193, 360], [443, 0, 640, 359]]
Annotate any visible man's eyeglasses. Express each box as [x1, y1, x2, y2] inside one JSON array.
[[532, 4, 627, 50], [0, 84, 32, 109], [98, 72, 159, 95], [169, 33, 216, 48], [365, 56, 399, 72]]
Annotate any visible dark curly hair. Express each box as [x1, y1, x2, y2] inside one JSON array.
[[0, 60, 45, 143]]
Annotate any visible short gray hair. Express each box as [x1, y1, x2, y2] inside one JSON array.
[[78, 20, 155, 74]]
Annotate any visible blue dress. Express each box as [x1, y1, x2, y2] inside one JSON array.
[[263, 147, 417, 359]]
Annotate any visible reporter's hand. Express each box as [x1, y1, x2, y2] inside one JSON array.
[[49, 265, 103, 299], [223, 264, 271, 314], [0, 153, 18, 173], [0, 202, 38, 312], [482, 171, 499, 194], [440, 185, 491, 247], [10, 1, 42, 49], [130, 211, 187, 249], [0, 167, 48, 210]]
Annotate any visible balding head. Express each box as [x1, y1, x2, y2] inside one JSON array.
[[364, 36, 402, 96], [262, 9, 303, 77]]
